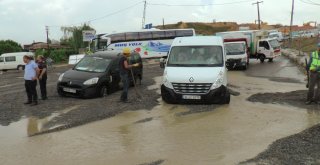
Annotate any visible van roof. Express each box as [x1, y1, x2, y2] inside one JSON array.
[[172, 36, 223, 46], [0, 52, 34, 57]]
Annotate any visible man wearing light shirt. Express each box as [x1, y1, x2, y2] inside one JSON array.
[[23, 55, 40, 106]]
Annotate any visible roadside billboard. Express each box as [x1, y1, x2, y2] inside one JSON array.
[[82, 30, 96, 42]]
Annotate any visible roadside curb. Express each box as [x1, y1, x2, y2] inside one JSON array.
[[282, 49, 309, 71]]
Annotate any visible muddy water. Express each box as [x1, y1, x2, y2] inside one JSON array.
[[1, 57, 320, 165]]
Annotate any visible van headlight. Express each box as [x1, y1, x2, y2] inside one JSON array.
[[241, 57, 247, 62], [83, 77, 99, 85], [58, 73, 65, 82], [211, 71, 224, 89], [162, 70, 173, 89]]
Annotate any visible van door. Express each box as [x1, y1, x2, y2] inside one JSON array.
[[4, 56, 17, 70], [258, 40, 271, 58]]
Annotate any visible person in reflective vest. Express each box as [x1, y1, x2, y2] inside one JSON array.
[[306, 43, 320, 105]]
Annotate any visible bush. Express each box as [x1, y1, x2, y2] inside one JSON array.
[[35, 48, 77, 63]]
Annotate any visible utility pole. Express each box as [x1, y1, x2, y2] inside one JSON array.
[[45, 26, 49, 50], [289, 0, 294, 48], [252, 1, 263, 30], [142, 0, 147, 29], [162, 18, 165, 29]]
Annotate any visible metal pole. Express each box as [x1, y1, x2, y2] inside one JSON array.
[[252, 1, 263, 30], [142, 0, 147, 29], [163, 18, 165, 29], [289, 0, 294, 48], [45, 26, 49, 49]]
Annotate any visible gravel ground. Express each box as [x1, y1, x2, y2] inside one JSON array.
[[0, 63, 162, 136], [240, 123, 320, 165], [243, 90, 320, 165], [247, 90, 320, 110]]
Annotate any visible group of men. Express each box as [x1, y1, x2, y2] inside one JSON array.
[[23, 55, 48, 106]]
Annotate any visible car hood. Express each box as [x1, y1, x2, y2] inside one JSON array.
[[62, 69, 104, 82], [164, 67, 223, 83]]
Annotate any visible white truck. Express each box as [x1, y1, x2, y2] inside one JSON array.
[[220, 33, 250, 70], [216, 30, 281, 63], [0, 52, 34, 71], [161, 36, 230, 104]]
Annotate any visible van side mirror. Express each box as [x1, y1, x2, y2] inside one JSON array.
[[160, 58, 167, 68]]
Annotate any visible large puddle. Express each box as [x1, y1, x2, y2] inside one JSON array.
[[1, 57, 320, 165]]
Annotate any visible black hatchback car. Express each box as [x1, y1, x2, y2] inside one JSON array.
[[57, 51, 142, 98]]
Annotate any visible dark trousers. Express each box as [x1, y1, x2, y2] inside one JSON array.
[[120, 73, 129, 101], [25, 80, 38, 103], [39, 77, 47, 98], [307, 71, 320, 101]]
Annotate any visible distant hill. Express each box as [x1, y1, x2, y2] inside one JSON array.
[[155, 21, 276, 35]]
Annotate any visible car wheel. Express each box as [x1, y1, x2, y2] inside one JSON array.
[[268, 58, 273, 62], [57, 89, 66, 97], [99, 86, 108, 97]]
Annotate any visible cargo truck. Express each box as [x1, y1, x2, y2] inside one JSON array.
[[216, 30, 281, 63]]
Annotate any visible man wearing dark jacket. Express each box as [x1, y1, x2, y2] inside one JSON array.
[[119, 48, 139, 103]]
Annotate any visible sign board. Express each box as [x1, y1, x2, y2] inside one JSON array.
[[68, 54, 85, 64], [82, 30, 96, 42]]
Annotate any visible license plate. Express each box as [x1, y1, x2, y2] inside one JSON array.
[[63, 88, 76, 93], [182, 95, 201, 100]]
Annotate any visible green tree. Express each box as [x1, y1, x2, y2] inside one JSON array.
[[60, 24, 95, 53], [0, 40, 23, 55]]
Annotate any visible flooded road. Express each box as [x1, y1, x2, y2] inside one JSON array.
[[1, 57, 320, 165]]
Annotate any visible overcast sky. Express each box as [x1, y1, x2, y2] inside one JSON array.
[[0, 0, 319, 45]]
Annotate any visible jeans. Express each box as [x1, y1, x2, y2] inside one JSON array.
[[307, 71, 320, 101], [39, 77, 47, 99], [120, 73, 129, 101], [25, 80, 38, 103]]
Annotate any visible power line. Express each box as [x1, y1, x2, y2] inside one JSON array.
[[148, 0, 256, 7], [49, 1, 144, 28], [300, 0, 320, 5]]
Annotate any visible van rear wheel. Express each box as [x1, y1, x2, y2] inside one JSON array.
[[268, 58, 273, 62], [17, 65, 24, 71]]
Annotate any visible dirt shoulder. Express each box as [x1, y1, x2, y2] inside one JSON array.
[[0, 63, 162, 136]]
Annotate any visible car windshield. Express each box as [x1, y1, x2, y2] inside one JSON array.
[[269, 39, 280, 48], [225, 43, 246, 55], [167, 46, 223, 67], [74, 56, 111, 73]]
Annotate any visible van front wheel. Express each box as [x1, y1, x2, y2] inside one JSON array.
[[259, 55, 265, 63], [221, 90, 230, 104]]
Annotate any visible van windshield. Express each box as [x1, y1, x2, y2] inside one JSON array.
[[167, 46, 223, 67], [225, 43, 246, 55], [74, 56, 111, 73]]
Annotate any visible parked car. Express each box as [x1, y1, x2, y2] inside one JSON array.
[[57, 51, 143, 98]]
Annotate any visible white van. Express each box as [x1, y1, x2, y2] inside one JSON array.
[[161, 36, 230, 104], [0, 52, 34, 71]]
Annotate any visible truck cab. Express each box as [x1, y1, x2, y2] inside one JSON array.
[[257, 38, 281, 63], [224, 38, 249, 70]]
